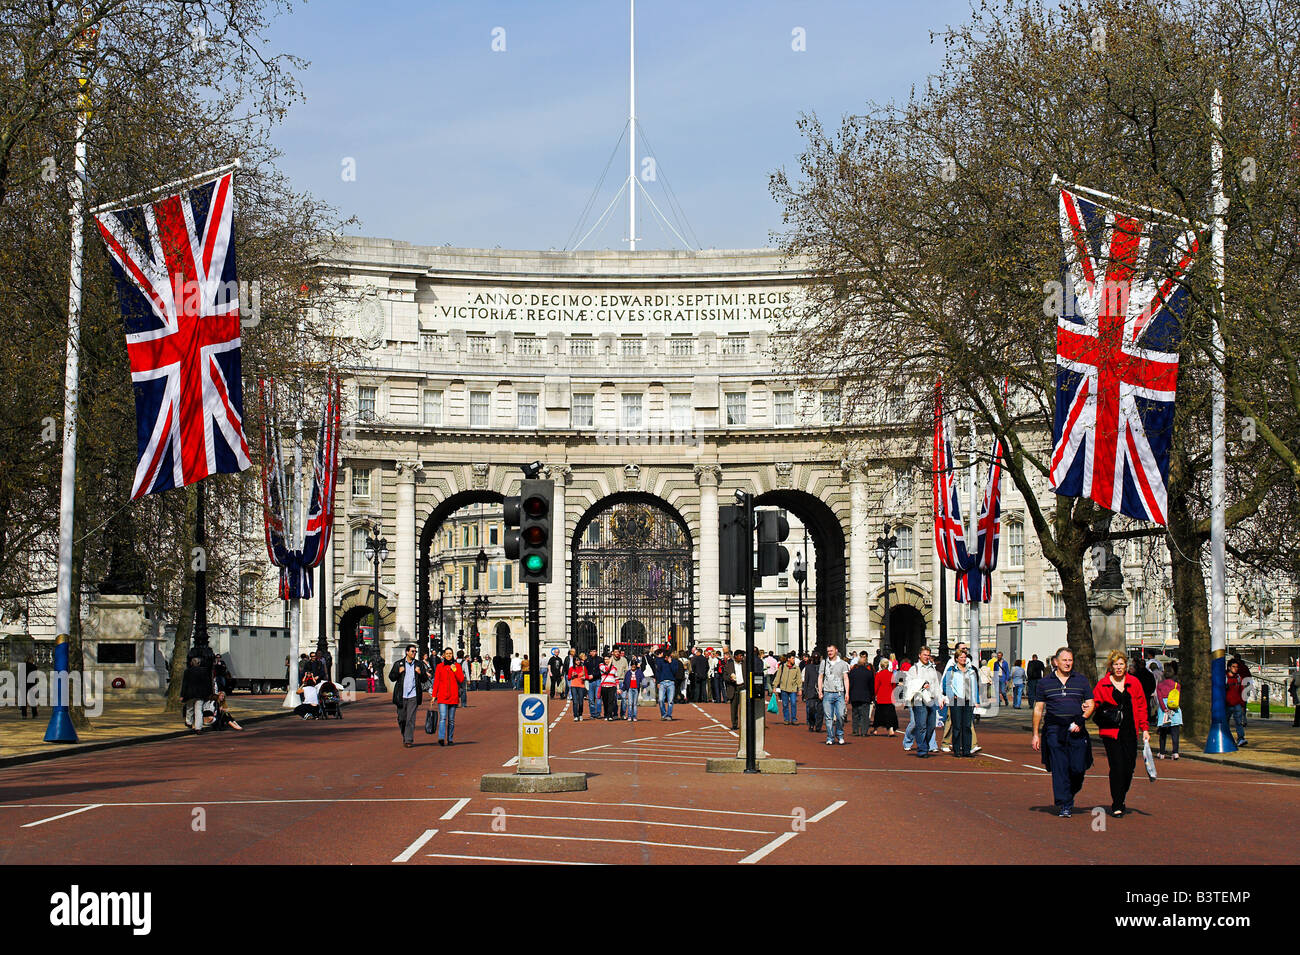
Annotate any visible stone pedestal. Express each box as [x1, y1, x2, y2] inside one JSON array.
[[84, 594, 169, 698], [736, 692, 768, 759], [1087, 588, 1129, 678]]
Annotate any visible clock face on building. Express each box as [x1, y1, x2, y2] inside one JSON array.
[[356, 297, 385, 349]]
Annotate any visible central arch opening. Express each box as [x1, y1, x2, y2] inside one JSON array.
[[754, 489, 846, 654], [571, 492, 694, 656]]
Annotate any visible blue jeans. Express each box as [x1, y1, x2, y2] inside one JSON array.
[[624, 687, 639, 720], [438, 702, 457, 743], [823, 692, 846, 742], [570, 685, 585, 718], [1229, 703, 1247, 741], [588, 682, 602, 718], [910, 703, 937, 755], [780, 690, 798, 723], [1013, 684, 1023, 708], [658, 680, 675, 718]]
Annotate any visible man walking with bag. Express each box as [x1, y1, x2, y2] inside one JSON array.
[[390, 644, 429, 748]]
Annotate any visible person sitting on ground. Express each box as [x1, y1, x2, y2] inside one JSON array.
[[212, 691, 243, 731], [294, 672, 322, 720]]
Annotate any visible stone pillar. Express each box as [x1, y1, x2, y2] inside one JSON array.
[[695, 465, 722, 648], [848, 466, 870, 653], [544, 465, 571, 650], [1088, 553, 1129, 678], [394, 461, 421, 653]]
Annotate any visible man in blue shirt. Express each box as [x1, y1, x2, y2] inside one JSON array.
[[389, 644, 429, 748], [1031, 647, 1095, 817]]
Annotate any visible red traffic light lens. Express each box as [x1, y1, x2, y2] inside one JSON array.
[[523, 496, 547, 518], [523, 526, 547, 546]]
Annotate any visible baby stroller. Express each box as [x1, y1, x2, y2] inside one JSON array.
[[318, 681, 343, 719]]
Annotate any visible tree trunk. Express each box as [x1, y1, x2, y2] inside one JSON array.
[[163, 484, 198, 713], [1057, 560, 1096, 682], [1166, 447, 1212, 741]]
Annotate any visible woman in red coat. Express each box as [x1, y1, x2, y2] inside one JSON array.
[[432, 647, 466, 746], [1093, 650, 1150, 817], [870, 664, 899, 735]]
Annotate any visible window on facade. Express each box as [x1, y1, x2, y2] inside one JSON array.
[[886, 385, 907, 422], [778, 576, 788, 589], [517, 392, 539, 428], [774, 390, 794, 427], [489, 525, 499, 546], [569, 336, 594, 357], [821, 390, 842, 423], [895, 524, 914, 570], [352, 467, 371, 498], [358, 386, 377, 418], [623, 393, 643, 428], [351, 527, 369, 574], [489, 566, 498, 592], [469, 391, 491, 428], [467, 334, 491, 355], [670, 393, 692, 429], [1008, 592, 1025, 618], [720, 335, 747, 356], [621, 337, 644, 358], [669, 336, 694, 356], [725, 391, 747, 426], [893, 468, 913, 507], [572, 393, 594, 428], [239, 575, 256, 627], [586, 523, 600, 545], [462, 566, 470, 589], [1133, 588, 1145, 623], [503, 564, 513, 590], [1051, 592, 1065, 617], [239, 497, 255, 535], [1007, 520, 1025, 568], [515, 334, 541, 357], [422, 389, 442, 426]]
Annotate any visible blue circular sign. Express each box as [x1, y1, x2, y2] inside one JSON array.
[[521, 698, 545, 721]]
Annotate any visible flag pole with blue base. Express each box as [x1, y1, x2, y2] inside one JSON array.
[[43, 634, 78, 743]]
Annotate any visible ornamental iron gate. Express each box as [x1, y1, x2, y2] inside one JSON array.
[[571, 497, 693, 656]]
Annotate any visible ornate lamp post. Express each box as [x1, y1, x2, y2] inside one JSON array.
[[457, 592, 468, 650], [473, 594, 489, 659], [792, 550, 808, 656], [364, 522, 389, 690], [436, 576, 447, 652], [875, 524, 898, 657]]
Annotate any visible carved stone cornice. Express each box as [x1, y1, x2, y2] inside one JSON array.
[[693, 464, 722, 487]]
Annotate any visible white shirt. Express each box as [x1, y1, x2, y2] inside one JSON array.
[[300, 683, 320, 706], [510, 657, 522, 673]]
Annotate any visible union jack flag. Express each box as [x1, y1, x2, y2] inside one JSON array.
[[1051, 187, 1197, 525], [932, 382, 969, 573], [94, 172, 251, 498]]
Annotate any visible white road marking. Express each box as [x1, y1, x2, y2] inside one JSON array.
[[665, 729, 694, 736], [549, 700, 571, 730], [551, 756, 700, 766], [981, 753, 1012, 762], [424, 852, 601, 865], [21, 804, 101, 828], [451, 830, 744, 852], [393, 828, 438, 862], [739, 831, 798, 865], [501, 755, 520, 767], [2, 797, 469, 810], [1022, 764, 1048, 772], [488, 798, 799, 819], [807, 799, 847, 823], [466, 812, 773, 835], [440, 798, 471, 820], [569, 744, 612, 754]]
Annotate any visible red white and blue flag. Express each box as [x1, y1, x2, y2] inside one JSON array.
[[94, 171, 251, 498], [1051, 187, 1197, 525], [932, 382, 970, 574]]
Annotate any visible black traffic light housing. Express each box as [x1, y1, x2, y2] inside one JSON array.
[[756, 509, 790, 578], [505, 478, 554, 584], [718, 503, 751, 596]]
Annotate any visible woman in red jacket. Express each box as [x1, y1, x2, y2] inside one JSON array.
[[1093, 650, 1150, 817], [432, 647, 466, 746], [869, 664, 899, 736]]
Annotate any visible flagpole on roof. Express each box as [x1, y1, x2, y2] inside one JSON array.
[[46, 8, 100, 745], [1204, 89, 1237, 754]]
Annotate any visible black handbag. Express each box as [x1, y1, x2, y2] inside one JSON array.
[[1093, 701, 1125, 729], [424, 709, 438, 735]]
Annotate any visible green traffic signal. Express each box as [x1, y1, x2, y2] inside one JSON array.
[[524, 554, 546, 573]]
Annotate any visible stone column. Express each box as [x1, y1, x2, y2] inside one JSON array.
[[394, 461, 421, 653], [695, 465, 722, 647], [848, 465, 871, 653], [544, 465, 571, 650]]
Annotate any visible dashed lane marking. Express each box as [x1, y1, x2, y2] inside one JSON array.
[[807, 800, 847, 823], [20, 804, 102, 828], [466, 812, 773, 835], [487, 797, 799, 819], [449, 830, 745, 853], [739, 831, 797, 865], [424, 852, 600, 865], [393, 828, 438, 862], [502, 755, 520, 767], [440, 798, 471, 820]]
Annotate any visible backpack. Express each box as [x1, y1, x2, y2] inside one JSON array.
[[1166, 683, 1180, 710]]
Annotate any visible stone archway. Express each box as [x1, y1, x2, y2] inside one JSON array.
[[418, 489, 505, 659], [336, 585, 395, 678], [754, 489, 847, 655], [870, 582, 934, 660]]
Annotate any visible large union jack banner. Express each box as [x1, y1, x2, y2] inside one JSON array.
[[94, 172, 251, 498], [933, 382, 992, 604], [1051, 187, 1197, 525]]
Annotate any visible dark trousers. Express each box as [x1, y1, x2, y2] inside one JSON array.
[[949, 703, 974, 756], [1157, 725, 1180, 754], [601, 685, 618, 719], [729, 690, 741, 728], [851, 702, 870, 735], [1027, 679, 1039, 705], [805, 697, 823, 731], [397, 697, 419, 743], [712, 675, 724, 702], [1102, 733, 1137, 811], [1043, 725, 1089, 809]]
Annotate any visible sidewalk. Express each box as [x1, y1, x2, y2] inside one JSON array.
[[0, 693, 302, 765], [986, 699, 1300, 778]]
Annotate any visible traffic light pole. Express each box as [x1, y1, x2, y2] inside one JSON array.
[[528, 582, 540, 695], [741, 492, 758, 774]]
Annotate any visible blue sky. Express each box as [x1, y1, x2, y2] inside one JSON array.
[[266, 0, 974, 250]]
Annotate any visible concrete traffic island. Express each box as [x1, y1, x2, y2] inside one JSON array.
[[705, 757, 796, 774], [480, 771, 588, 792]]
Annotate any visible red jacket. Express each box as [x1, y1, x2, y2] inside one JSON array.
[[874, 668, 895, 705], [1092, 674, 1149, 739], [432, 661, 465, 705]]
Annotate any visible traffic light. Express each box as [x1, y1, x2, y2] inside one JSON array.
[[504, 478, 553, 584], [756, 509, 790, 578], [719, 503, 751, 595]]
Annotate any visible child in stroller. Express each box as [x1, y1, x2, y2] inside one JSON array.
[[317, 680, 343, 719]]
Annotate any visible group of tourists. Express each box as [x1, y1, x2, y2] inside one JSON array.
[[180, 654, 243, 733], [391, 644, 466, 747]]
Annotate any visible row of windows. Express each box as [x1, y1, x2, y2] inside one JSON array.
[[418, 333, 751, 359]]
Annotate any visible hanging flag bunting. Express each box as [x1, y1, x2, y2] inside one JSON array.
[[1051, 185, 1198, 525], [94, 170, 252, 497], [260, 376, 342, 599]]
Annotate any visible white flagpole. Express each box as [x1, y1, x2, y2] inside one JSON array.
[[88, 157, 240, 217], [284, 417, 305, 708], [627, 0, 636, 252], [1205, 88, 1236, 752], [968, 414, 981, 655], [48, 14, 98, 744]]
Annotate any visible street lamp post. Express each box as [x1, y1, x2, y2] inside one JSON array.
[[473, 594, 489, 659], [875, 524, 898, 657], [365, 522, 389, 690], [436, 577, 446, 652], [457, 592, 468, 650], [792, 551, 808, 657]]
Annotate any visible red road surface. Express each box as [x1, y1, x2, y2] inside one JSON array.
[[1, 690, 1296, 865]]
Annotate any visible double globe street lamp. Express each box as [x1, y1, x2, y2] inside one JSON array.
[[792, 550, 808, 657], [364, 522, 389, 691], [875, 524, 898, 659]]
